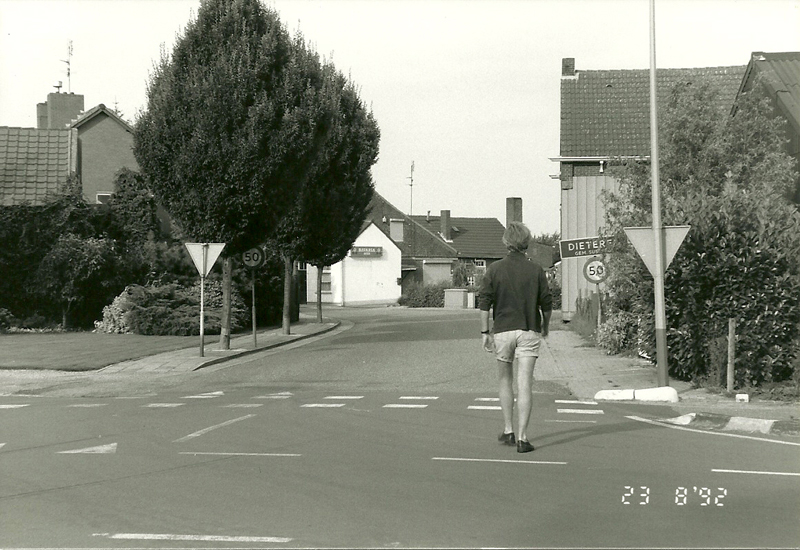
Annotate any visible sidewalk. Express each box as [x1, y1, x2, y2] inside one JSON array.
[[98, 313, 340, 375], [536, 326, 800, 436]]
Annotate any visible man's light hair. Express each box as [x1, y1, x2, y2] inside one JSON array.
[[503, 221, 531, 252]]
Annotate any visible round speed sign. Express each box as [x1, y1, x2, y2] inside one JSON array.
[[242, 247, 265, 268], [583, 258, 608, 283]]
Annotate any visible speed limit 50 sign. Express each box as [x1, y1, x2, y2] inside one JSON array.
[[583, 257, 608, 283], [242, 247, 265, 268]]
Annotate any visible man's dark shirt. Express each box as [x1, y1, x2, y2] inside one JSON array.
[[478, 251, 553, 334]]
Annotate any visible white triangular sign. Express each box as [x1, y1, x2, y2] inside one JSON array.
[[185, 243, 226, 277], [624, 226, 691, 277], [0, 443, 5, 450], [59, 443, 117, 454]]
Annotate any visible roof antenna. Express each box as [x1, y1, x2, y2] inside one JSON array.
[[61, 40, 73, 93]]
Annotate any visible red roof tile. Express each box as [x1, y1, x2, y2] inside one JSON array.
[[560, 65, 746, 158], [0, 127, 76, 205]]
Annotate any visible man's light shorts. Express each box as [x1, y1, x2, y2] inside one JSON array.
[[493, 330, 541, 363]]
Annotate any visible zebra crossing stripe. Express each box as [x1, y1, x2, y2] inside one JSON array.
[[557, 408, 604, 415], [383, 404, 428, 409], [324, 396, 364, 400], [399, 396, 439, 400], [302, 403, 345, 408], [0, 404, 29, 409], [468, 405, 502, 410]]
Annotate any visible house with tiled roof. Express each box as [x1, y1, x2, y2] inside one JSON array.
[[68, 102, 138, 205], [1, 92, 138, 207], [305, 191, 514, 306], [552, 57, 747, 320], [735, 52, 800, 202], [0, 126, 77, 206]]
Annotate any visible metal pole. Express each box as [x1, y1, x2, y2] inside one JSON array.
[[727, 318, 736, 392], [252, 268, 257, 348], [199, 275, 205, 357], [649, 0, 669, 387]]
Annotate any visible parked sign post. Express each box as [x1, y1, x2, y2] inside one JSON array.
[[185, 243, 226, 357], [242, 247, 265, 348], [583, 257, 608, 328]]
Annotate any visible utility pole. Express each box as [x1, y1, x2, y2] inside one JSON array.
[[649, 0, 669, 387], [407, 161, 415, 255]]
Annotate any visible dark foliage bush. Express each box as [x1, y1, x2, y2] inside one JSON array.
[[399, 281, 449, 308], [96, 281, 247, 336]]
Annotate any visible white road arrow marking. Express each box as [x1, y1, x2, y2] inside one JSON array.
[[59, 443, 117, 454]]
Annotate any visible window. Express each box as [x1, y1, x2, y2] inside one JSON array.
[[321, 268, 332, 293], [96, 193, 113, 205], [473, 259, 486, 271]]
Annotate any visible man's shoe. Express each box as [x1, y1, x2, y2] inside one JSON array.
[[498, 432, 516, 446], [517, 440, 535, 453]]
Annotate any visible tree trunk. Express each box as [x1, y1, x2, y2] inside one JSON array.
[[316, 265, 323, 323], [219, 256, 232, 349], [282, 254, 292, 335]]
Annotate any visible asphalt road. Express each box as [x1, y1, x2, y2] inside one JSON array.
[[1, 308, 798, 548]]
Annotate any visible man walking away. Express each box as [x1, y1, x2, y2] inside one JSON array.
[[479, 222, 552, 453]]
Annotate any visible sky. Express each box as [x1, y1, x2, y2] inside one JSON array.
[[1, 0, 799, 235]]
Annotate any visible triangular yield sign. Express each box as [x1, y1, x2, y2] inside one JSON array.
[[623, 226, 690, 277], [58, 442, 117, 454], [185, 243, 226, 277], [0, 443, 5, 450]]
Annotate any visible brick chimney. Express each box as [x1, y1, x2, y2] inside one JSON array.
[[562, 58, 576, 77], [36, 92, 84, 129], [440, 210, 451, 241], [506, 197, 522, 226]]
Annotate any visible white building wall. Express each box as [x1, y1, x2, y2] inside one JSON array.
[[306, 223, 402, 306], [560, 174, 619, 320]]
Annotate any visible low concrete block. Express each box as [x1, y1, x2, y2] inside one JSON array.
[[594, 389, 635, 401], [633, 387, 679, 403]]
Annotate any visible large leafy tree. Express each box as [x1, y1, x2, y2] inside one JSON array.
[[268, 66, 380, 327], [601, 78, 800, 387], [133, 0, 334, 347]]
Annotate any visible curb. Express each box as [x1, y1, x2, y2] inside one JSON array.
[[659, 412, 800, 436], [594, 386, 679, 403], [192, 321, 341, 371]]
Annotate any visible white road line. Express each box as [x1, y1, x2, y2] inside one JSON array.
[[383, 404, 428, 408], [144, 403, 184, 408], [475, 397, 499, 401], [555, 399, 598, 405], [545, 419, 598, 423], [432, 457, 567, 465], [222, 404, 263, 408], [93, 533, 292, 543], [557, 408, 604, 415], [68, 403, 107, 408], [712, 468, 800, 477], [253, 395, 291, 399], [627, 415, 800, 446], [59, 443, 117, 454], [173, 414, 256, 443], [0, 404, 29, 409], [399, 396, 439, 400], [324, 395, 364, 399], [179, 452, 301, 457], [182, 391, 224, 399], [468, 405, 502, 410], [301, 403, 345, 408]]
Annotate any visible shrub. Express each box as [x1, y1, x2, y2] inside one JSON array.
[[95, 281, 247, 336], [399, 281, 449, 308], [596, 310, 639, 355], [0, 308, 17, 331]]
